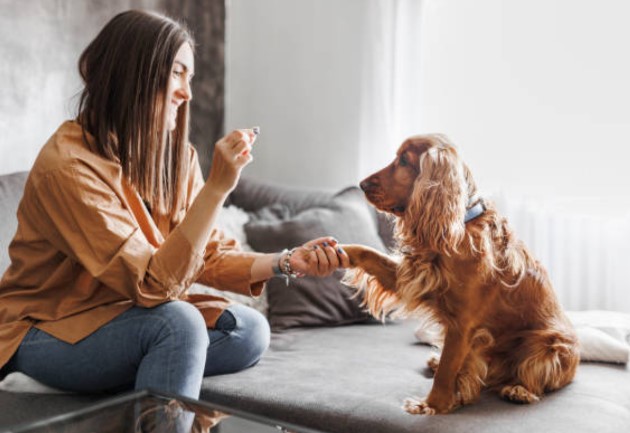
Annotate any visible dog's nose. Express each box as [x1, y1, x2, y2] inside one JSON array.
[[359, 176, 378, 192], [360, 178, 376, 192]]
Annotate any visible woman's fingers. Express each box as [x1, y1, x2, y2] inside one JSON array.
[[232, 141, 252, 161], [207, 128, 257, 193], [218, 128, 259, 163], [336, 245, 350, 268], [291, 238, 349, 277], [313, 245, 328, 276], [303, 236, 337, 250], [320, 243, 340, 269], [226, 129, 257, 155]]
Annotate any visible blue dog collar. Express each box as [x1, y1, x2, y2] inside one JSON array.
[[464, 199, 485, 223]]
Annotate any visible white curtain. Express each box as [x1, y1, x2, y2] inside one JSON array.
[[492, 193, 630, 313], [413, 0, 630, 313], [225, 0, 630, 313], [358, 0, 425, 178], [226, 0, 426, 189]]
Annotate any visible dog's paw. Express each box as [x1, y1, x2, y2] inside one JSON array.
[[403, 397, 437, 415], [500, 385, 540, 404]]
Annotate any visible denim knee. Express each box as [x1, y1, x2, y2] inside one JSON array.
[[204, 305, 270, 376], [153, 301, 210, 353], [135, 301, 210, 397], [229, 305, 271, 368]]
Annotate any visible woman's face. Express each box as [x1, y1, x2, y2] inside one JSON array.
[[166, 43, 194, 131]]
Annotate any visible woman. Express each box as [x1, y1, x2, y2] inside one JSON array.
[[0, 10, 348, 400]]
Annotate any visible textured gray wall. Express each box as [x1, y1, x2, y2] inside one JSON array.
[[0, 0, 224, 176], [165, 0, 225, 176]]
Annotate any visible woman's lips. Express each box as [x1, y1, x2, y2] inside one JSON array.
[[170, 101, 179, 117]]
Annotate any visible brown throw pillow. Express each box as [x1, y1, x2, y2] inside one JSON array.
[[245, 187, 387, 331]]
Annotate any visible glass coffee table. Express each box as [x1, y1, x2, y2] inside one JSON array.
[[8, 389, 325, 433]]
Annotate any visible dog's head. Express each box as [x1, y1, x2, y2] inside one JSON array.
[[360, 134, 477, 253]]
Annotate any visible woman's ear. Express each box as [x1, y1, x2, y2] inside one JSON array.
[[404, 145, 467, 255]]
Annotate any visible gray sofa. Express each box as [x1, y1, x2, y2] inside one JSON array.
[[1, 171, 630, 432]]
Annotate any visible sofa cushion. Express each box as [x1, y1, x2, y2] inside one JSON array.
[[245, 187, 386, 331], [201, 320, 630, 433], [0, 172, 28, 273]]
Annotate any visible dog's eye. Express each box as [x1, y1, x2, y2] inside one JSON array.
[[399, 155, 408, 167]]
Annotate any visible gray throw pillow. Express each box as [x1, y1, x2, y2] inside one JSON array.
[[245, 187, 387, 331]]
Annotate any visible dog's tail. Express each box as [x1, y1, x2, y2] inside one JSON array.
[[343, 267, 402, 321]]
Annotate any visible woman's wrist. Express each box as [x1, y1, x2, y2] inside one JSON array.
[[202, 178, 232, 200], [271, 248, 305, 286], [279, 248, 303, 278], [272, 249, 288, 276]]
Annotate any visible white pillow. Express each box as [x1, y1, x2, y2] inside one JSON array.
[[414, 310, 630, 364], [190, 203, 269, 315], [215, 204, 253, 251], [566, 310, 630, 363], [0, 372, 68, 394]]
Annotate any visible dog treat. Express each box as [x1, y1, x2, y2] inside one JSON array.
[[242, 126, 260, 156]]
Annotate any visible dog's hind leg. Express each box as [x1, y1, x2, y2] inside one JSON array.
[[500, 329, 579, 404], [500, 384, 540, 403]]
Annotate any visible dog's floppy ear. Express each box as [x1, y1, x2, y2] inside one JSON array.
[[404, 141, 467, 255]]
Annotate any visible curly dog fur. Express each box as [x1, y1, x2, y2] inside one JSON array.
[[342, 134, 579, 415]]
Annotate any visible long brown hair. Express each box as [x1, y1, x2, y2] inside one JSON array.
[[77, 10, 194, 215]]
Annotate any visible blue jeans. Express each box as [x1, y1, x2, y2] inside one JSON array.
[[5, 302, 270, 399]]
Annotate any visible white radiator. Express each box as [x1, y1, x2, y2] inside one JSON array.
[[490, 193, 630, 313]]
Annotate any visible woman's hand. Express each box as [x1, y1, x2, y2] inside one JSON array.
[[206, 129, 257, 194], [289, 237, 350, 277]]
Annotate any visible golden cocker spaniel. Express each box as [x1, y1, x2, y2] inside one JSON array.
[[342, 134, 579, 415]]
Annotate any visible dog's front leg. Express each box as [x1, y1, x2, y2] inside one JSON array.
[[340, 244, 400, 319], [340, 244, 398, 291], [404, 326, 472, 415]]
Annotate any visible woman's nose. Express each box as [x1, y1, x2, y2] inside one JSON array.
[[178, 79, 192, 101]]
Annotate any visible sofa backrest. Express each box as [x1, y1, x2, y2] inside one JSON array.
[[0, 172, 28, 273], [230, 176, 397, 251]]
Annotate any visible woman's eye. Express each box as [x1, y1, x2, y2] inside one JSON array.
[[173, 70, 183, 77]]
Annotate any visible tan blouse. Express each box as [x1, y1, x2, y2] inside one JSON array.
[[0, 121, 264, 370]]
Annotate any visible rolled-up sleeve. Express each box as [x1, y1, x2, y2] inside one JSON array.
[[29, 162, 205, 306], [196, 230, 264, 297]]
